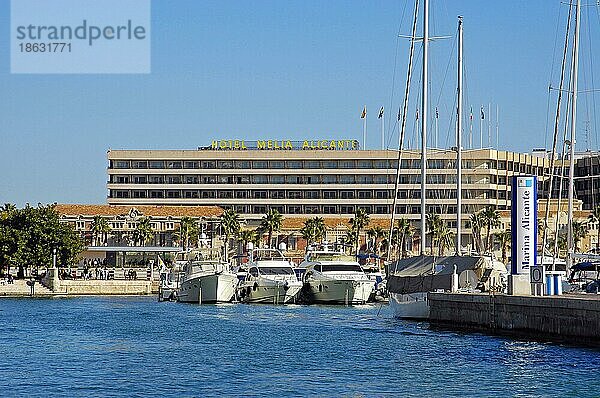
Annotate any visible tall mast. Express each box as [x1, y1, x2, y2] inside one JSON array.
[[456, 16, 463, 255], [420, 0, 429, 255], [567, 0, 581, 270]]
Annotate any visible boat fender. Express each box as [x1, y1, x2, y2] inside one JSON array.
[[239, 288, 246, 298], [253, 282, 258, 291], [283, 281, 289, 291], [318, 284, 322, 292]]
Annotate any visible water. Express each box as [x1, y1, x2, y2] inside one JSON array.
[[0, 296, 598, 397]]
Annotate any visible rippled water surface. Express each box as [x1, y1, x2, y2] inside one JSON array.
[[1, 296, 599, 397]]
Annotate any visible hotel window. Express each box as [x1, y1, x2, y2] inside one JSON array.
[[132, 161, 147, 169], [340, 205, 354, 214], [323, 161, 337, 169], [288, 206, 302, 214], [286, 160, 303, 169], [235, 160, 251, 169], [133, 191, 147, 199], [358, 191, 372, 199], [397, 190, 408, 199], [167, 161, 182, 169], [269, 161, 285, 169], [396, 205, 407, 214], [165, 222, 174, 230], [375, 190, 389, 199], [116, 176, 129, 183], [270, 206, 284, 213], [235, 205, 248, 213], [167, 190, 181, 198], [184, 191, 199, 198], [149, 161, 164, 169], [339, 160, 355, 169], [236, 176, 251, 184], [374, 175, 388, 184], [358, 205, 372, 213], [304, 161, 321, 169], [285, 175, 302, 184], [305, 205, 320, 214], [357, 160, 372, 169], [253, 175, 268, 184], [201, 161, 216, 169], [375, 206, 388, 214], [202, 176, 216, 184], [270, 175, 285, 184], [253, 191, 267, 199], [357, 175, 373, 184], [270, 191, 285, 199], [253, 205, 267, 214], [218, 175, 233, 184], [218, 191, 233, 199], [235, 191, 248, 199], [411, 206, 420, 214], [306, 175, 320, 184], [322, 175, 337, 184], [304, 191, 320, 199], [150, 190, 164, 198], [252, 161, 268, 169], [76, 221, 85, 230], [340, 191, 354, 199], [374, 160, 388, 169], [201, 191, 216, 198], [323, 191, 337, 199], [167, 176, 181, 184], [185, 176, 199, 184], [115, 190, 130, 198], [339, 175, 355, 184], [218, 160, 234, 169], [133, 176, 147, 184], [323, 206, 337, 214], [114, 161, 130, 169], [149, 176, 164, 184], [287, 191, 302, 199], [389, 160, 399, 169], [184, 161, 199, 169]]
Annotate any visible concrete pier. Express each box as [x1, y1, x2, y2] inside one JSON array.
[[428, 292, 600, 344]]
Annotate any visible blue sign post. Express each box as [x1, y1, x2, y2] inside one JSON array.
[[511, 175, 538, 275]]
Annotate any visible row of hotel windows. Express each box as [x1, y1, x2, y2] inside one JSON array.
[[75, 220, 175, 231], [221, 204, 492, 216], [110, 189, 503, 200], [110, 174, 507, 185], [110, 159, 547, 174]]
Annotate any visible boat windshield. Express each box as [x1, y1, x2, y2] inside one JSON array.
[[308, 253, 355, 262], [258, 267, 294, 275], [319, 264, 363, 273]]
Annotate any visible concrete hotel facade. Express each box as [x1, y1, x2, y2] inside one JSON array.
[[106, 142, 552, 231]]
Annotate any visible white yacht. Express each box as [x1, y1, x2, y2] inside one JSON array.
[[238, 248, 303, 304], [299, 244, 375, 305], [177, 250, 238, 304], [158, 263, 185, 301]]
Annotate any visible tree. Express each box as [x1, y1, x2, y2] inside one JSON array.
[[480, 206, 501, 252], [301, 217, 326, 248], [260, 209, 283, 248], [436, 224, 455, 256], [349, 208, 370, 254], [469, 212, 484, 254], [495, 230, 511, 264], [133, 217, 154, 246], [588, 205, 600, 251], [90, 215, 111, 246], [572, 220, 589, 252], [367, 226, 386, 255], [343, 228, 358, 253], [426, 213, 443, 255], [237, 229, 257, 253], [176, 216, 199, 251], [220, 209, 241, 261]]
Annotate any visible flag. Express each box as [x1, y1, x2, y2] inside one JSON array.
[[378, 106, 384, 119], [480, 106, 485, 120], [470, 106, 473, 120], [397, 107, 401, 121], [416, 108, 419, 120], [435, 107, 439, 119], [361, 106, 367, 119]]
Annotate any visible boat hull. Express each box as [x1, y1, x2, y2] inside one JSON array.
[[239, 279, 302, 304], [389, 292, 429, 319], [305, 279, 374, 305], [178, 273, 238, 303]]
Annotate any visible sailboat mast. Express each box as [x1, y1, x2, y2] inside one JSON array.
[[420, 0, 429, 255], [567, 0, 581, 270], [456, 16, 463, 255]]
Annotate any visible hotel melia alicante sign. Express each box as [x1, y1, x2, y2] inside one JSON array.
[[511, 176, 538, 275], [208, 139, 360, 151]]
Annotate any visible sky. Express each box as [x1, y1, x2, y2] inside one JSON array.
[[0, 0, 599, 206]]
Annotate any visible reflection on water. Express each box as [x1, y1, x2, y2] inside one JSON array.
[[0, 296, 599, 397]]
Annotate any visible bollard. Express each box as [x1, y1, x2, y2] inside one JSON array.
[[546, 275, 554, 296]]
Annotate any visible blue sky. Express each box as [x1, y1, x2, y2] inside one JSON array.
[[0, 0, 598, 205]]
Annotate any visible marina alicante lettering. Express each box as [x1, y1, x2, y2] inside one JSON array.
[[208, 139, 359, 151]]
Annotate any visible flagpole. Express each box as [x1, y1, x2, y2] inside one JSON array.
[[380, 107, 385, 150], [488, 102, 491, 147], [496, 104, 499, 149], [363, 106, 367, 149], [435, 107, 438, 148], [479, 105, 483, 149], [469, 107, 473, 149]]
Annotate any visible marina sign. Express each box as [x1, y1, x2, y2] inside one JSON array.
[[511, 175, 538, 275], [205, 139, 360, 151]]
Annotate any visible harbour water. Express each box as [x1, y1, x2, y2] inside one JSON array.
[[1, 297, 599, 397]]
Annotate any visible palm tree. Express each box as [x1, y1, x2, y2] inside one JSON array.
[[237, 229, 257, 253], [260, 209, 283, 248], [368, 226, 386, 255], [91, 215, 111, 246], [572, 220, 589, 252], [588, 205, 600, 251], [349, 208, 370, 254], [436, 224, 455, 256], [426, 213, 443, 255], [132, 217, 154, 246], [495, 230, 511, 264], [220, 209, 241, 261], [177, 217, 199, 250], [300, 217, 326, 248], [394, 218, 413, 259], [480, 206, 501, 253], [469, 212, 484, 254], [343, 229, 358, 253]]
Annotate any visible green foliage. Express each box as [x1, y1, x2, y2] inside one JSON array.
[[349, 208, 370, 254], [132, 217, 154, 246], [260, 209, 283, 248], [494, 230, 511, 264], [301, 217, 326, 247], [0, 203, 84, 272], [175, 216, 199, 250]]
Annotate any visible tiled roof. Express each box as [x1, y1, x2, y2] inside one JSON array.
[[281, 217, 392, 230], [55, 204, 224, 218]]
